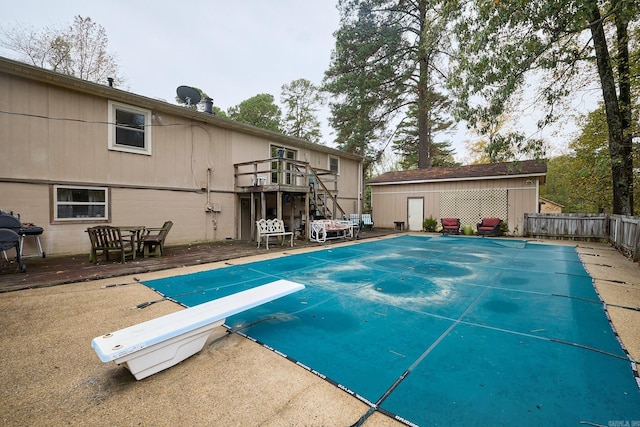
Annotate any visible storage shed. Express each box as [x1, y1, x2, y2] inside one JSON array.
[[367, 160, 547, 236]]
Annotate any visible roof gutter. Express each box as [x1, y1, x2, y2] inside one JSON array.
[[0, 56, 362, 162], [367, 172, 547, 186]]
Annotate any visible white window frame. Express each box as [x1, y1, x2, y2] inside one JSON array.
[[108, 100, 152, 155], [53, 185, 109, 221], [328, 155, 340, 175]]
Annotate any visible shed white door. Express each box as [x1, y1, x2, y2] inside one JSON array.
[[408, 198, 424, 231]]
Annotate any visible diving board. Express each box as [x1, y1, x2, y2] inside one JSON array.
[[91, 279, 305, 380]]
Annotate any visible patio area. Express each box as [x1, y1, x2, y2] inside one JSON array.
[[0, 229, 396, 293]]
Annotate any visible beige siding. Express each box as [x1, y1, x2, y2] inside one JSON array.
[[1, 65, 362, 255], [370, 177, 540, 236]]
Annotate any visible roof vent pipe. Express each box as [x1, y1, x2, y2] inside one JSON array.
[[203, 97, 213, 114], [107, 77, 114, 87]]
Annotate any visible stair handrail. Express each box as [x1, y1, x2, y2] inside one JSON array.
[[308, 166, 346, 219]]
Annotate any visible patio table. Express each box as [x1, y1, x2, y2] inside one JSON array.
[[116, 226, 146, 254]]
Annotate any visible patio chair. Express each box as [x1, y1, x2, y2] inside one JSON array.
[[140, 221, 173, 257], [476, 218, 503, 237], [361, 214, 375, 230], [349, 213, 360, 227], [348, 214, 361, 238], [0, 229, 26, 272], [441, 218, 461, 234], [87, 226, 136, 263]]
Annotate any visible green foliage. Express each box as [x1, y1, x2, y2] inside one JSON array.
[[280, 79, 325, 144], [463, 110, 546, 164], [212, 106, 227, 117], [324, 0, 452, 170], [485, 132, 545, 163], [540, 155, 587, 212], [227, 94, 282, 132], [423, 216, 438, 232], [499, 221, 509, 235], [1, 15, 123, 85], [392, 102, 460, 169], [447, 0, 638, 214], [541, 103, 640, 214]]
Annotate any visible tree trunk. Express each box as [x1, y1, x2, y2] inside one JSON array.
[[586, 0, 633, 215], [417, 0, 432, 169], [614, 0, 634, 213]]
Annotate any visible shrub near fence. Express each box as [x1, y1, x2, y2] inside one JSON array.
[[524, 213, 640, 262]]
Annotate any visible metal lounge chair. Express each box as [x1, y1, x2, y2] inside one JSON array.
[[441, 218, 461, 234], [361, 214, 375, 230], [476, 218, 503, 236]]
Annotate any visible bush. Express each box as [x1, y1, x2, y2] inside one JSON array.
[[500, 221, 509, 235], [423, 216, 438, 232]]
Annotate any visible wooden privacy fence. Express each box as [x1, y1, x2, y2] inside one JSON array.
[[523, 213, 640, 262]]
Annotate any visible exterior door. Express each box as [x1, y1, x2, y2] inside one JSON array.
[[407, 198, 424, 231]]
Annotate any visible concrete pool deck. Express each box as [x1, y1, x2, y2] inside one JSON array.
[[1, 234, 638, 426]]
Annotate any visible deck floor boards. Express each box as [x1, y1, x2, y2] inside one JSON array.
[[0, 230, 396, 292]]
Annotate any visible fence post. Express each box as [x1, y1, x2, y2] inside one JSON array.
[[634, 218, 640, 262]]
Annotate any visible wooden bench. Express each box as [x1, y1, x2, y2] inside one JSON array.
[[87, 226, 136, 263], [310, 219, 354, 243], [91, 279, 305, 380], [256, 218, 293, 249], [140, 221, 173, 257]]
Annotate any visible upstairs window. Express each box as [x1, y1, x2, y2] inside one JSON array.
[[329, 156, 340, 174], [108, 101, 152, 155]]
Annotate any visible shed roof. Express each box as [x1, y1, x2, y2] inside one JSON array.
[[539, 197, 564, 208], [367, 160, 547, 185]]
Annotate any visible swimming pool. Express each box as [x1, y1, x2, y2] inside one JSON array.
[[145, 235, 640, 426]]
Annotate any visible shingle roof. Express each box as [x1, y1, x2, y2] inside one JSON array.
[[367, 160, 547, 185]]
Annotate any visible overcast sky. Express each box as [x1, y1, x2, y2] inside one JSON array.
[[2, 1, 598, 163], [2, 1, 339, 105], [1, 2, 344, 137]]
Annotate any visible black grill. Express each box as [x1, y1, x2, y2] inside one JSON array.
[[1, 213, 46, 273], [19, 224, 45, 238]]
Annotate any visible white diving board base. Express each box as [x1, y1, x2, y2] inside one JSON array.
[[91, 279, 305, 380]]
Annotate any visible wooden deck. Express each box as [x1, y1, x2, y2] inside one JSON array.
[[0, 229, 397, 293]]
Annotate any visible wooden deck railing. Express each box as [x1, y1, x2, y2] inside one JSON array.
[[524, 213, 640, 261]]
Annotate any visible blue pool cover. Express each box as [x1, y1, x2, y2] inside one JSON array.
[[144, 235, 640, 426]]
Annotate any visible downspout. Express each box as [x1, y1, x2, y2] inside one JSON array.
[[206, 168, 217, 240], [535, 178, 540, 213], [206, 168, 212, 210], [358, 161, 363, 214]]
